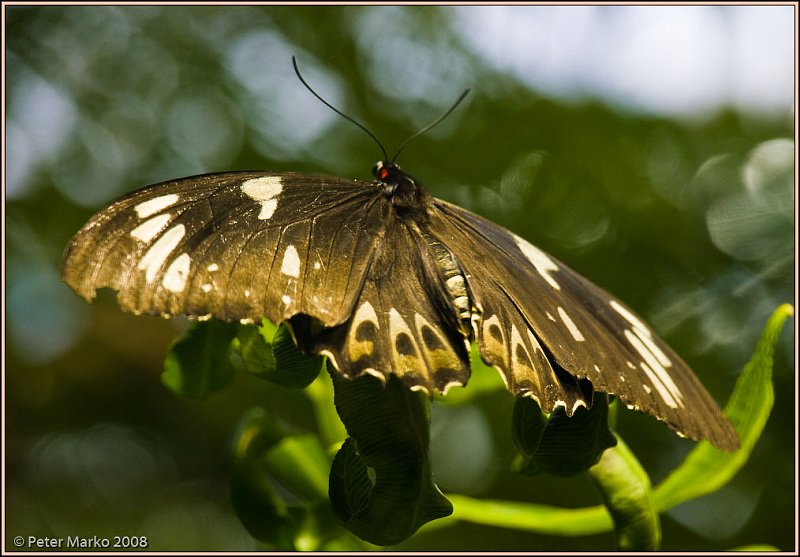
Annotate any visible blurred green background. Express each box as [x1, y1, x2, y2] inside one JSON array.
[[5, 5, 794, 551]]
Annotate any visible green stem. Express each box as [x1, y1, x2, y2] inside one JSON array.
[[588, 437, 660, 550]]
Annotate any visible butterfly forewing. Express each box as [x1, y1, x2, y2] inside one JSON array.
[[61, 171, 383, 327], [430, 199, 738, 451]]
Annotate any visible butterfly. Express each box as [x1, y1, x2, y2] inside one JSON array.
[[60, 60, 739, 452]]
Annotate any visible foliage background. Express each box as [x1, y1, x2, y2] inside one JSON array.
[[5, 5, 795, 551]]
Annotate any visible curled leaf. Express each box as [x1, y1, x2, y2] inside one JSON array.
[[513, 393, 617, 477], [329, 373, 452, 545]]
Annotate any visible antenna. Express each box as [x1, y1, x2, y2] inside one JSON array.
[[292, 56, 470, 165], [390, 88, 470, 164], [292, 56, 388, 163]]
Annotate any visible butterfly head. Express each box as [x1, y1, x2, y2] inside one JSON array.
[[373, 161, 428, 216]]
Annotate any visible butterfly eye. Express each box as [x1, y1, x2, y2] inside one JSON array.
[[373, 162, 390, 182]]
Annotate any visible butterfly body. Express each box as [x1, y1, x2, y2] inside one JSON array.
[[61, 164, 739, 451]]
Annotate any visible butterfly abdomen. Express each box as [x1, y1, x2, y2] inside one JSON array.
[[424, 233, 474, 335]]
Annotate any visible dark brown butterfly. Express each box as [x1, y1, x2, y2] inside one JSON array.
[[61, 62, 739, 452]]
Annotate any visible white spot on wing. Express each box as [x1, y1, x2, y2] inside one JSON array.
[[354, 301, 379, 329], [201, 283, 212, 293], [163, 253, 191, 293], [280, 245, 301, 278], [207, 263, 219, 272], [526, 328, 545, 355], [612, 298, 673, 367], [640, 362, 679, 409], [481, 314, 506, 363], [313, 261, 321, 270], [241, 176, 283, 220], [633, 327, 672, 367], [557, 307, 585, 342], [364, 367, 387, 383], [441, 380, 464, 395], [134, 194, 179, 218], [625, 330, 684, 408], [613, 298, 682, 407], [281, 294, 291, 305], [388, 308, 424, 374], [514, 234, 561, 290], [138, 225, 185, 282], [571, 399, 588, 413], [131, 213, 171, 242]]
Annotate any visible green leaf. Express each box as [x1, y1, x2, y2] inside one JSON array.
[[329, 373, 453, 546], [263, 433, 331, 503], [235, 320, 324, 389], [229, 409, 297, 549], [589, 437, 660, 550], [229, 408, 335, 549], [653, 303, 794, 511], [162, 319, 239, 397], [271, 324, 325, 388], [235, 321, 276, 376], [514, 393, 617, 477], [511, 396, 547, 456]]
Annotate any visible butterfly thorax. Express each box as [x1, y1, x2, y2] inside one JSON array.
[[373, 161, 430, 218]]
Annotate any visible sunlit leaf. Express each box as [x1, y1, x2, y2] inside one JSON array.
[[235, 320, 324, 389], [235, 321, 276, 377], [653, 303, 793, 511]]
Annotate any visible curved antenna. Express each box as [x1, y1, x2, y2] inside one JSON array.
[[390, 89, 471, 164], [292, 56, 388, 163]]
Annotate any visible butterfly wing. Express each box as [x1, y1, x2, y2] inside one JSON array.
[[62, 170, 471, 393], [61, 171, 386, 328], [292, 217, 472, 393], [429, 199, 738, 451]]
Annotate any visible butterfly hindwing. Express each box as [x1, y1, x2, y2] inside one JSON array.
[[293, 217, 472, 393], [61, 171, 384, 328], [429, 200, 738, 450]]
